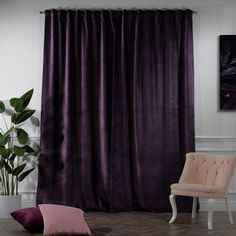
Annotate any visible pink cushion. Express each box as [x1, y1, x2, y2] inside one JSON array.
[[39, 204, 92, 235]]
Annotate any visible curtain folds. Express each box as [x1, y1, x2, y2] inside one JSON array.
[[37, 9, 195, 212]]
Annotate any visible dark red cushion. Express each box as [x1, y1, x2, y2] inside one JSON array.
[[11, 207, 44, 233]]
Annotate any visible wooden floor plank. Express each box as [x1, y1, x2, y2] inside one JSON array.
[[1, 212, 235, 235]]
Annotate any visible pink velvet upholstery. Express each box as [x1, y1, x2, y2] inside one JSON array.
[[39, 204, 92, 235], [171, 153, 236, 198], [169, 153, 236, 230]]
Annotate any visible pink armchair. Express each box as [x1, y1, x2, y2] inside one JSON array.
[[169, 152, 236, 230]]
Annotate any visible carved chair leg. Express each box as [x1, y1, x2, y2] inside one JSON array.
[[208, 199, 215, 230], [225, 198, 234, 224], [192, 197, 198, 218], [169, 194, 177, 223]]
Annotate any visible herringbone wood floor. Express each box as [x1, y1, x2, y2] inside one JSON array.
[[0, 212, 236, 235]]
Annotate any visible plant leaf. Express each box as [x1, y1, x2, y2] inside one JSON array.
[[9, 153, 16, 167], [11, 110, 35, 125], [14, 89, 34, 112], [16, 128, 28, 145], [12, 163, 26, 175], [17, 168, 35, 182], [0, 101, 5, 113], [0, 133, 4, 146], [0, 146, 7, 156], [0, 160, 4, 169], [13, 145, 25, 156], [11, 113, 17, 123], [10, 98, 19, 108], [3, 134, 11, 145], [1, 159, 12, 173], [23, 145, 35, 153], [2, 148, 11, 159]]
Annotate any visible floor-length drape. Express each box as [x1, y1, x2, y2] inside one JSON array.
[[37, 9, 195, 212]]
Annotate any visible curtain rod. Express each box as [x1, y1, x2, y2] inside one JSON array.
[[40, 8, 198, 14]]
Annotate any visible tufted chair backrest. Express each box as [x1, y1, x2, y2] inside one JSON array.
[[179, 153, 236, 193]]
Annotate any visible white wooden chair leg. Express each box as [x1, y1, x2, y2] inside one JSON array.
[[208, 199, 215, 230], [225, 198, 234, 224], [169, 194, 177, 223], [192, 197, 198, 218]]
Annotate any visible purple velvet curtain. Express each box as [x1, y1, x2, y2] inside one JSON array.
[[37, 9, 195, 212]]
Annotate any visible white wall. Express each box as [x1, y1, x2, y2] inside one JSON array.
[[193, 3, 236, 211], [1, 0, 236, 209], [194, 4, 236, 138]]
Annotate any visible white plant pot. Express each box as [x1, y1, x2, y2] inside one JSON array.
[[0, 195, 21, 218]]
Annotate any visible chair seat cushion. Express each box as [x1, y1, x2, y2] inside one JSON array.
[[171, 183, 225, 198]]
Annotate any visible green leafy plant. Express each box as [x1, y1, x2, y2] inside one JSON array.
[[0, 89, 39, 195]]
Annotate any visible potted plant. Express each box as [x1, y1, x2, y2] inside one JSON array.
[[0, 89, 38, 217]]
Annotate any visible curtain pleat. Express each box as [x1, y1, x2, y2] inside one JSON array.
[[37, 9, 195, 212]]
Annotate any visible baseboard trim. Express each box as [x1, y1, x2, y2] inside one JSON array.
[[19, 196, 236, 212], [21, 201, 236, 212]]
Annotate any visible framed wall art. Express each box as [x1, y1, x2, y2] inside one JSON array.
[[220, 35, 236, 110]]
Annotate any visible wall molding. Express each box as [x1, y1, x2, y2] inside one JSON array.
[[12, 137, 40, 142], [196, 149, 236, 152], [199, 202, 236, 211], [22, 200, 36, 208], [195, 136, 236, 153], [20, 192, 36, 208], [199, 197, 236, 211], [196, 136, 236, 139]]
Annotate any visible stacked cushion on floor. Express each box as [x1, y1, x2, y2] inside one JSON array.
[[10, 207, 43, 233], [11, 204, 92, 235]]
